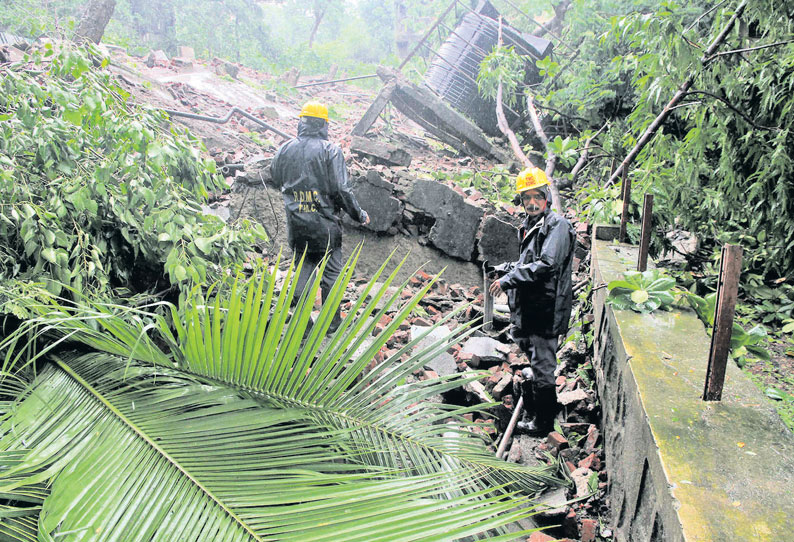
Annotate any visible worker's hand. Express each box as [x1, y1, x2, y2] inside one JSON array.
[[488, 279, 503, 296], [360, 210, 370, 225]]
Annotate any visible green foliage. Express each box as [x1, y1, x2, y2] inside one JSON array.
[[684, 291, 771, 365], [606, 269, 676, 313], [426, 165, 515, 205], [0, 45, 264, 299], [0, 251, 557, 540], [477, 45, 526, 109]]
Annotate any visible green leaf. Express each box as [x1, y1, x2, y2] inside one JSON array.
[[41, 247, 57, 264]]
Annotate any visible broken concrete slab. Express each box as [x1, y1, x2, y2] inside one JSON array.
[[557, 388, 589, 406], [478, 216, 519, 266], [459, 336, 508, 367], [351, 175, 403, 232], [534, 487, 569, 521], [364, 169, 396, 191], [408, 179, 484, 260], [0, 45, 25, 63], [351, 80, 396, 137], [146, 49, 168, 67], [351, 136, 412, 167], [376, 66, 513, 163], [410, 325, 454, 356]]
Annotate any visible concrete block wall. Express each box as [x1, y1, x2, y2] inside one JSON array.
[[591, 225, 794, 542]]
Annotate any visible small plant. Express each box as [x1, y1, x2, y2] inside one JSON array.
[[684, 291, 771, 365], [606, 269, 676, 313]]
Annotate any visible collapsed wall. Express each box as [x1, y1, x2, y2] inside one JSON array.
[[225, 155, 522, 287]]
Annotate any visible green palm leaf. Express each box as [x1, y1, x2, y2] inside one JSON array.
[[0, 353, 543, 541]]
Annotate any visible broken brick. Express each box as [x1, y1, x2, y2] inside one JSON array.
[[578, 452, 601, 471], [547, 431, 569, 451], [527, 533, 556, 542], [581, 518, 597, 542]]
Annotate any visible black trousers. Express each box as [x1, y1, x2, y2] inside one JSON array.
[[515, 333, 559, 389], [293, 246, 344, 328]]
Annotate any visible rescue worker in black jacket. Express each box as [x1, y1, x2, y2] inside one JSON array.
[[488, 167, 575, 436], [271, 100, 369, 333]]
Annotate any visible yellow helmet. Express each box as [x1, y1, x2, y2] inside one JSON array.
[[299, 100, 329, 121], [515, 167, 549, 194]]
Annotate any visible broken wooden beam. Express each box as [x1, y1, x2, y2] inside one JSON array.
[[350, 136, 412, 167]]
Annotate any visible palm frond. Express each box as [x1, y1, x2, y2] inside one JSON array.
[[2, 248, 558, 494], [0, 353, 545, 541]]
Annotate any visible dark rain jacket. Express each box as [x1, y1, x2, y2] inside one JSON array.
[[270, 119, 366, 254], [495, 207, 576, 338]]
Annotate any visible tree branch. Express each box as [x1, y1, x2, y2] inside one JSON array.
[[563, 122, 609, 189], [605, 0, 748, 188], [705, 39, 794, 62], [685, 90, 781, 131]]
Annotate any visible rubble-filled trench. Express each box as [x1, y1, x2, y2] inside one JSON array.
[[109, 48, 612, 542]]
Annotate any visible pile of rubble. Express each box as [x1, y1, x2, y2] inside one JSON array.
[[318, 241, 609, 542]]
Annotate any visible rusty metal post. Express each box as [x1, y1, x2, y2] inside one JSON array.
[[637, 194, 654, 271], [483, 266, 494, 332], [619, 167, 631, 243], [703, 244, 743, 401]]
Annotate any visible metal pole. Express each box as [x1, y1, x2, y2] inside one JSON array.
[[398, 0, 458, 71], [637, 193, 654, 271], [292, 74, 378, 89], [162, 106, 292, 140], [619, 167, 631, 243], [703, 244, 743, 401], [483, 267, 494, 332], [496, 395, 524, 459]]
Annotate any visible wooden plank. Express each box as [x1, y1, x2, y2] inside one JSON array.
[[619, 167, 631, 243], [637, 194, 654, 271], [703, 244, 743, 401], [351, 81, 396, 137]]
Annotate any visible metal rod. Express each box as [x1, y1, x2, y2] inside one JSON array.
[[483, 266, 494, 332], [703, 244, 743, 401], [398, 0, 458, 71], [619, 167, 631, 243], [292, 74, 378, 89], [496, 395, 524, 459], [162, 106, 292, 139], [637, 194, 654, 271]]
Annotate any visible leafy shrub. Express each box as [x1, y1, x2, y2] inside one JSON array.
[[0, 45, 265, 300]]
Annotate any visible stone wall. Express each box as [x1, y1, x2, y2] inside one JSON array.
[[591, 225, 794, 542], [227, 157, 521, 287]]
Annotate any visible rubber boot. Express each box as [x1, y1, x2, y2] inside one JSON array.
[[516, 386, 557, 437]]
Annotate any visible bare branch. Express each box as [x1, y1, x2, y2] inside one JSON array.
[[685, 90, 781, 131], [705, 39, 794, 62]]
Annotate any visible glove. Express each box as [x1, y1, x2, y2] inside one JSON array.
[[360, 210, 370, 225]]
